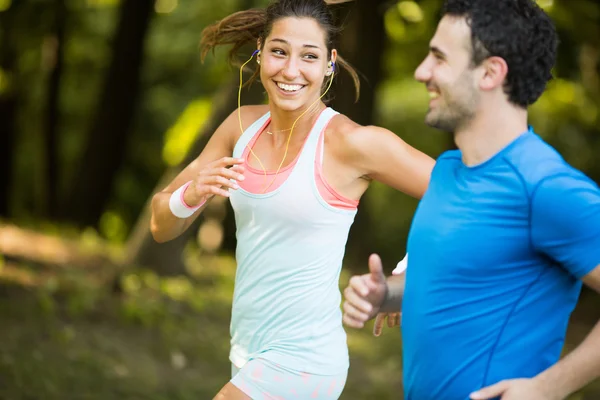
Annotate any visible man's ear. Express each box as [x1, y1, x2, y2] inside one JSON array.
[[479, 56, 508, 91]]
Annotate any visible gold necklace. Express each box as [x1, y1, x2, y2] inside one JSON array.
[[266, 105, 321, 135], [266, 127, 293, 135]]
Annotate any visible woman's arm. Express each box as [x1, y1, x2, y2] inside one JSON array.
[[150, 108, 249, 243], [336, 123, 435, 199]]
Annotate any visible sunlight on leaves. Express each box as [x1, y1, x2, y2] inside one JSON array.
[[122, 273, 142, 294], [121, 296, 166, 326], [0, 0, 11, 12], [80, 227, 103, 252], [397, 1, 424, 23], [155, 0, 178, 14], [579, 103, 598, 125], [99, 210, 127, 243], [161, 276, 193, 302], [531, 78, 587, 128], [536, 0, 554, 11], [162, 98, 212, 167], [380, 78, 429, 117], [86, 0, 119, 7], [385, 9, 406, 42], [141, 271, 161, 291], [549, 78, 578, 105]]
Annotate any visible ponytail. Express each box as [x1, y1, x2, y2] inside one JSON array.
[[336, 54, 360, 102], [200, 9, 267, 64]]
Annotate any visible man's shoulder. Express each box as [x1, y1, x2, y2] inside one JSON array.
[[437, 149, 462, 162], [503, 131, 586, 192], [431, 149, 462, 169], [427, 150, 462, 177]]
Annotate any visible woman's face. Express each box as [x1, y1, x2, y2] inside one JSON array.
[[259, 17, 335, 113]]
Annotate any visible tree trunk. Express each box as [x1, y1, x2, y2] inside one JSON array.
[[331, 0, 388, 125], [0, 7, 19, 218], [125, 78, 265, 276], [42, 0, 67, 218], [61, 0, 154, 226]]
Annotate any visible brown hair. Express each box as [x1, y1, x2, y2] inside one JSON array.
[[200, 0, 360, 102]]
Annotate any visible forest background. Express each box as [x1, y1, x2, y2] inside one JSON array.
[[0, 0, 599, 398]]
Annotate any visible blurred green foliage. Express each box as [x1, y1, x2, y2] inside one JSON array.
[[0, 253, 598, 399]]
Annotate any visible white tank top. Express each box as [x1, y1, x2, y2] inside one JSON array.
[[228, 107, 357, 374]]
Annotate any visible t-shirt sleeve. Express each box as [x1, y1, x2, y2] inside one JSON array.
[[392, 253, 408, 275], [531, 171, 600, 279]]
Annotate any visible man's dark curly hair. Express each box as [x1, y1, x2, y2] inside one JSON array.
[[442, 0, 558, 108]]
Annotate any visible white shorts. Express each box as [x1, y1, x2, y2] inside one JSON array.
[[231, 357, 348, 399]]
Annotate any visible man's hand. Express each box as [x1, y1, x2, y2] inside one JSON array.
[[372, 257, 405, 336], [342, 254, 388, 329], [470, 379, 560, 400], [373, 312, 401, 336]]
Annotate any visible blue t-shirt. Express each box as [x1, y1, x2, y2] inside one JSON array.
[[402, 128, 600, 400]]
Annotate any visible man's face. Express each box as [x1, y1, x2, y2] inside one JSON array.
[[414, 16, 481, 132]]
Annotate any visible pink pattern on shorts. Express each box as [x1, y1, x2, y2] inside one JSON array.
[[230, 358, 347, 400]]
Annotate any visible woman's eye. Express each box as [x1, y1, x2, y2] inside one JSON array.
[[304, 54, 318, 60], [272, 49, 285, 56]]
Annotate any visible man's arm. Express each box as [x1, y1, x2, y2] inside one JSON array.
[[533, 265, 600, 399], [527, 174, 600, 398], [343, 254, 403, 329], [472, 265, 600, 400], [379, 274, 406, 313], [370, 274, 406, 336], [373, 254, 408, 336], [472, 171, 600, 400]]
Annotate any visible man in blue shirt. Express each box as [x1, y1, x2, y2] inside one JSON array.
[[342, 0, 600, 399]]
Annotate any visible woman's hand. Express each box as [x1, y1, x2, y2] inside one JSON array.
[[183, 157, 246, 206]]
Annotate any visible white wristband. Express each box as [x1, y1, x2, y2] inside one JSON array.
[[392, 253, 408, 275], [168, 181, 205, 219]]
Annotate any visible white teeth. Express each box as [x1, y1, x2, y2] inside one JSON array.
[[428, 91, 440, 99], [277, 82, 303, 92]]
